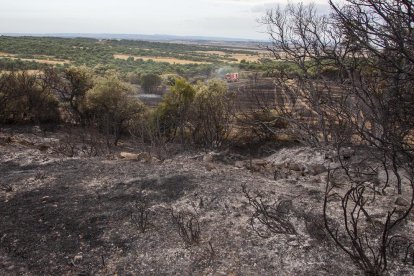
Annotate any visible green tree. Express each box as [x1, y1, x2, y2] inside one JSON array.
[[126, 71, 141, 85], [44, 66, 94, 124], [85, 76, 144, 145], [155, 77, 195, 141], [140, 73, 162, 93], [191, 79, 233, 147], [0, 71, 60, 124]]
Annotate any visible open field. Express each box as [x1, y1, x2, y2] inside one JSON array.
[[113, 54, 210, 64], [0, 57, 69, 65], [196, 50, 229, 56], [0, 52, 16, 57], [0, 52, 70, 65], [196, 50, 270, 63], [229, 53, 262, 63], [0, 70, 41, 75]]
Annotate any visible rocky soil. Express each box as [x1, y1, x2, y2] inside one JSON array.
[[0, 127, 413, 275]]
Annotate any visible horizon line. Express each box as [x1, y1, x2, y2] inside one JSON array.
[[0, 32, 268, 43]]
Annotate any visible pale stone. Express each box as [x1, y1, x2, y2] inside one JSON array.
[[203, 154, 214, 163], [119, 152, 139, 160], [251, 159, 268, 166], [234, 161, 245, 168], [309, 164, 327, 175], [395, 197, 410, 207]]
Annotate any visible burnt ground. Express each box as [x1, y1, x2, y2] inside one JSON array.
[[0, 127, 413, 275]]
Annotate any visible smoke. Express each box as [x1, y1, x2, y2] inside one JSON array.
[[215, 66, 237, 77]]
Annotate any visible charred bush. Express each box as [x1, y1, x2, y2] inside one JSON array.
[[388, 236, 414, 266], [323, 170, 414, 275], [242, 185, 296, 237], [53, 127, 108, 157], [131, 198, 151, 234], [171, 209, 201, 246]]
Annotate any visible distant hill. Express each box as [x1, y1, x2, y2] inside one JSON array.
[[0, 33, 267, 47]]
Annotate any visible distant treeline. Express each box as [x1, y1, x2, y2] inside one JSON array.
[[0, 36, 261, 76]]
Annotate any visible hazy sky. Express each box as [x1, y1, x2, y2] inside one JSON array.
[[0, 0, 330, 40]]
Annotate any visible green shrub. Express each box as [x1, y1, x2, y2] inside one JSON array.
[[45, 66, 94, 124], [140, 73, 162, 93], [155, 77, 196, 141], [191, 79, 233, 147], [84, 75, 145, 145]]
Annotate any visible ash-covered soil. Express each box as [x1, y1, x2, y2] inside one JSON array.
[[1, 127, 413, 275]]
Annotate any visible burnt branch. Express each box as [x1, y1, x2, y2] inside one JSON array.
[[242, 185, 296, 237], [171, 210, 201, 246], [131, 199, 151, 234], [324, 169, 414, 275]]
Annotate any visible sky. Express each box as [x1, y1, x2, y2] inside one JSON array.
[[0, 0, 331, 40]]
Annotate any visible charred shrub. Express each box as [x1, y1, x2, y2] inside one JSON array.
[[131, 198, 151, 234], [0, 71, 60, 124], [242, 185, 296, 237], [171, 209, 201, 246]]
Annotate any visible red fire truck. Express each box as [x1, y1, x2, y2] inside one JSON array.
[[225, 73, 239, 82]]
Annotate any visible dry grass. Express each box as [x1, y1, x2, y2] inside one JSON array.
[[113, 54, 210, 64], [196, 50, 229, 56], [229, 53, 262, 63], [0, 52, 16, 57], [0, 52, 70, 65], [196, 50, 271, 63], [9, 58, 69, 65], [0, 70, 41, 75]]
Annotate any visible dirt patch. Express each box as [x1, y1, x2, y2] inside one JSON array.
[[0, 52, 16, 57], [0, 57, 69, 65], [0, 52, 69, 65]]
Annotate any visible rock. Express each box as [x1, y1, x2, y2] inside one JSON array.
[[119, 152, 151, 162], [138, 152, 151, 162], [288, 163, 303, 172], [330, 170, 348, 188], [324, 150, 336, 160], [395, 196, 410, 207], [205, 163, 216, 171], [150, 157, 162, 164], [340, 147, 354, 159], [382, 187, 394, 196], [249, 164, 262, 172], [274, 170, 288, 180], [37, 144, 49, 151], [203, 154, 214, 163], [234, 161, 245, 168], [32, 126, 42, 133], [309, 164, 327, 175], [119, 152, 139, 160], [73, 255, 83, 263], [287, 240, 300, 247], [264, 164, 275, 174], [4, 136, 13, 143], [370, 213, 385, 219], [251, 159, 268, 166]]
